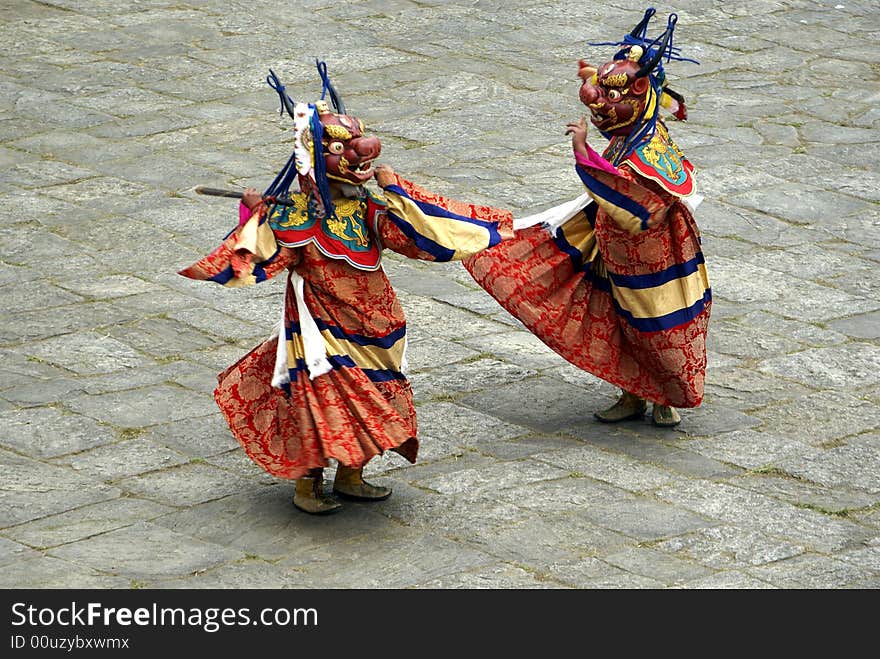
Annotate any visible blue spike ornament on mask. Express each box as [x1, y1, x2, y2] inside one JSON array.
[[266, 68, 297, 119], [316, 59, 345, 115]]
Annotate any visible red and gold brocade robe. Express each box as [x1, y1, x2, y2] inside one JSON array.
[[463, 124, 711, 408], [179, 177, 511, 479]]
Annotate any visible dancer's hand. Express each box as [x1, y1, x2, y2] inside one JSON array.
[[375, 164, 396, 188], [565, 116, 589, 158], [242, 187, 263, 210]]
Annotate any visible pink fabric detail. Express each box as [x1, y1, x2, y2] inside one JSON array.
[[575, 145, 619, 176], [239, 201, 254, 226]]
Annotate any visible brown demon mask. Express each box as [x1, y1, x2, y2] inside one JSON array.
[[317, 103, 381, 185], [577, 47, 654, 136]]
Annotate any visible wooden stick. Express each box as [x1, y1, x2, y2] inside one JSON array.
[[195, 186, 244, 199], [194, 186, 297, 206]]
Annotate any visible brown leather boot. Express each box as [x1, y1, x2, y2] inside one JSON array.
[[652, 404, 681, 427], [293, 469, 342, 515], [594, 391, 647, 423], [333, 465, 392, 501]]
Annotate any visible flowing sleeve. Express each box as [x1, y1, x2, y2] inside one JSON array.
[[178, 203, 300, 287], [376, 173, 513, 261], [573, 146, 671, 234]]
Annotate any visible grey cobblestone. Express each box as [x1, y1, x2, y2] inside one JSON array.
[[728, 472, 877, 514], [3, 555, 131, 589], [746, 553, 871, 589], [602, 546, 716, 586], [48, 521, 245, 580], [653, 525, 806, 570], [0, 536, 39, 568], [415, 563, 564, 589], [1, 0, 877, 589], [536, 445, 680, 493], [678, 570, 777, 589], [52, 437, 190, 482], [1, 449, 121, 527], [4, 497, 174, 550], [115, 462, 262, 508], [66, 384, 210, 428], [704, 367, 813, 411], [0, 406, 117, 458], [279, 528, 496, 589], [477, 513, 633, 568], [547, 557, 666, 589], [750, 391, 880, 446], [655, 481, 872, 553]]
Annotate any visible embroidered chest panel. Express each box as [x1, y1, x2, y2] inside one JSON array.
[[626, 123, 695, 197], [268, 192, 383, 271], [604, 123, 696, 198]]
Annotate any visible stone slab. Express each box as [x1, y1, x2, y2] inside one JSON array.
[[414, 401, 529, 448], [1, 555, 131, 588], [148, 558, 312, 589], [678, 571, 777, 589], [777, 439, 880, 494], [115, 461, 261, 507], [459, 376, 599, 433], [0, 0, 878, 593], [48, 521, 245, 579], [829, 311, 880, 340], [408, 358, 538, 400], [415, 562, 566, 589], [536, 444, 680, 493], [140, 414, 239, 458], [0, 536, 39, 567], [53, 437, 190, 482], [66, 384, 213, 428], [472, 512, 633, 568], [705, 366, 813, 410], [655, 480, 871, 553], [153, 485, 398, 561], [411, 459, 571, 496], [653, 525, 806, 570], [684, 429, 808, 471], [0, 406, 117, 458], [1, 450, 121, 527], [564, 429, 745, 480], [602, 546, 716, 587], [728, 472, 878, 513], [750, 391, 880, 446], [279, 527, 496, 589], [546, 556, 666, 589], [22, 331, 154, 375], [4, 497, 174, 550], [757, 343, 880, 390], [746, 553, 870, 588]]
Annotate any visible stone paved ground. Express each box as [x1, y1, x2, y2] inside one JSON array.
[[1, 0, 878, 589]]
